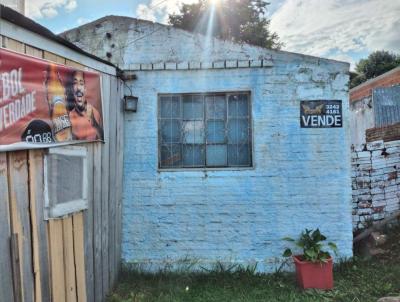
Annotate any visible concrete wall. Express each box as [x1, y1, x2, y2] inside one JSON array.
[[62, 16, 342, 72], [62, 16, 276, 69], [123, 56, 352, 271], [63, 16, 353, 271]]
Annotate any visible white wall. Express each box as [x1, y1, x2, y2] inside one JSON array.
[[350, 97, 375, 147]]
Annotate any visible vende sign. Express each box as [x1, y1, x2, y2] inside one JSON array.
[[0, 48, 103, 151], [300, 100, 342, 128]]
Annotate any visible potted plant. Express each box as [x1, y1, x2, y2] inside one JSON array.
[[282, 228, 337, 290]]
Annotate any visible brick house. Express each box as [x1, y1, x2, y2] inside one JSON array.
[[350, 66, 400, 146], [62, 16, 353, 271], [350, 67, 400, 230]]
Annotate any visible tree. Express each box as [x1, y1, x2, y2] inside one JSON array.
[[168, 0, 282, 49], [350, 50, 400, 88]]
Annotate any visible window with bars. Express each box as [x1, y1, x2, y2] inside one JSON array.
[[158, 92, 252, 169]]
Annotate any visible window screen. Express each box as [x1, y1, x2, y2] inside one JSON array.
[[158, 92, 252, 169], [47, 153, 84, 205], [45, 146, 88, 218]]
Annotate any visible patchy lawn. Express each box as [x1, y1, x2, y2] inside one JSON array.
[[108, 226, 400, 302]]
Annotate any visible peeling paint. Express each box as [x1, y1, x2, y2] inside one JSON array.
[[63, 16, 353, 272]]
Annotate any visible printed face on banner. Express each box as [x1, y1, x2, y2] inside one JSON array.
[[0, 48, 103, 151], [72, 71, 86, 111]]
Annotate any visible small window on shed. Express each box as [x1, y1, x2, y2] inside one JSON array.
[[44, 146, 88, 219], [158, 92, 252, 169]]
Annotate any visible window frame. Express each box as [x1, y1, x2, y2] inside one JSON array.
[[157, 91, 253, 170], [44, 145, 88, 219]]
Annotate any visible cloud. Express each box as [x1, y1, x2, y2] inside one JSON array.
[[0, 0, 21, 11], [27, 0, 78, 19], [135, 0, 198, 23], [77, 17, 91, 25], [65, 0, 77, 12], [136, 3, 156, 22], [327, 52, 357, 69], [270, 0, 400, 65], [40, 5, 58, 18]]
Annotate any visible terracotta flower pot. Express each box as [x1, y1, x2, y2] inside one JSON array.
[[293, 255, 333, 290]]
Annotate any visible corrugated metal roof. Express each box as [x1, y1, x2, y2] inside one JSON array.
[[373, 86, 400, 127]]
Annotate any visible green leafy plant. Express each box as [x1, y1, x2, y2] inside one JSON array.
[[282, 228, 338, 263]]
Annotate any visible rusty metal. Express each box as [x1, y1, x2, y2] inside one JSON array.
[[373, 86, 400, 127]]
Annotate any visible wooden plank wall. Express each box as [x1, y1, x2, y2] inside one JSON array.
[[0, 153, 15, 302], [0, 35, 124, 302]]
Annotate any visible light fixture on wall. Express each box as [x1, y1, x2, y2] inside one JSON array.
[[124, 95, 138, 112]]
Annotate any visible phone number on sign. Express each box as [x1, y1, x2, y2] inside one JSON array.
[[326, 104, 340, 115]]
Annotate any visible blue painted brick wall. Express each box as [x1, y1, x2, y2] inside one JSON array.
[[60, 17, 353, 272], [122, 53, 352, 272]]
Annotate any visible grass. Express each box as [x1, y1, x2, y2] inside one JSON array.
[[107, 226, 400, 302]]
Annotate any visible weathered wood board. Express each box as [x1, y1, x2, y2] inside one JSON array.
[[8, 151, 35, 302], [63, 216, 77, 302], [1, 32, 123, 302], [0, 153, 15, 302], [73, 212, 87, 302]]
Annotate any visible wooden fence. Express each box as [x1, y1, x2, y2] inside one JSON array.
[[0, 35, 124, 302]]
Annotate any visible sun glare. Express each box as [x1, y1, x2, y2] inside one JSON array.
[[209, 0, 221, 6]]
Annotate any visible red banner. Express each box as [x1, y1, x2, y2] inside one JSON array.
[[0, 48, 103, 151]]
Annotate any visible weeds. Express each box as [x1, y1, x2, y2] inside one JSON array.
[[108, 226, 400, 302]]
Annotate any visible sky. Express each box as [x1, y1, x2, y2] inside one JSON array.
[[11, 0, 400, 69]]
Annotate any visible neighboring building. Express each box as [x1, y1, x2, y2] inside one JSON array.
[[350, 66, 400, 146], [349, 67, 400, 231], [62, 16, 353, 271]]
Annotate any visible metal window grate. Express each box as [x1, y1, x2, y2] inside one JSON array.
[[158, 92, 252, 169]]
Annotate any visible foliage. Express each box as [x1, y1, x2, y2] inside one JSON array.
[[350, 50, 400, 88], [282, 228, 337, 263], [168, 0, 282, 49]]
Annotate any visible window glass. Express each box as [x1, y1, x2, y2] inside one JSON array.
[[182, 144, 205, 167], [228, 94, 249, 117], [182, 121, 205, 144], [159, 92, 251, 168], [206, 96, 226, 119], [207, 145, 227, 166], [228, 144, 251, 166], [160, 96, 180, 118], [160, 120, 181, 143], [206, 120, 225, 143], [183, 95, 203, 120], [227, 119, 249, 144], [161, 144, 181, 167]]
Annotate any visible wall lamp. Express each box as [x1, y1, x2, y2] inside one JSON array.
[[124, 95, 138, 112]]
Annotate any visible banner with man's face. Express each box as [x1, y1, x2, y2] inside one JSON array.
[[0, 48, 103, 151]]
